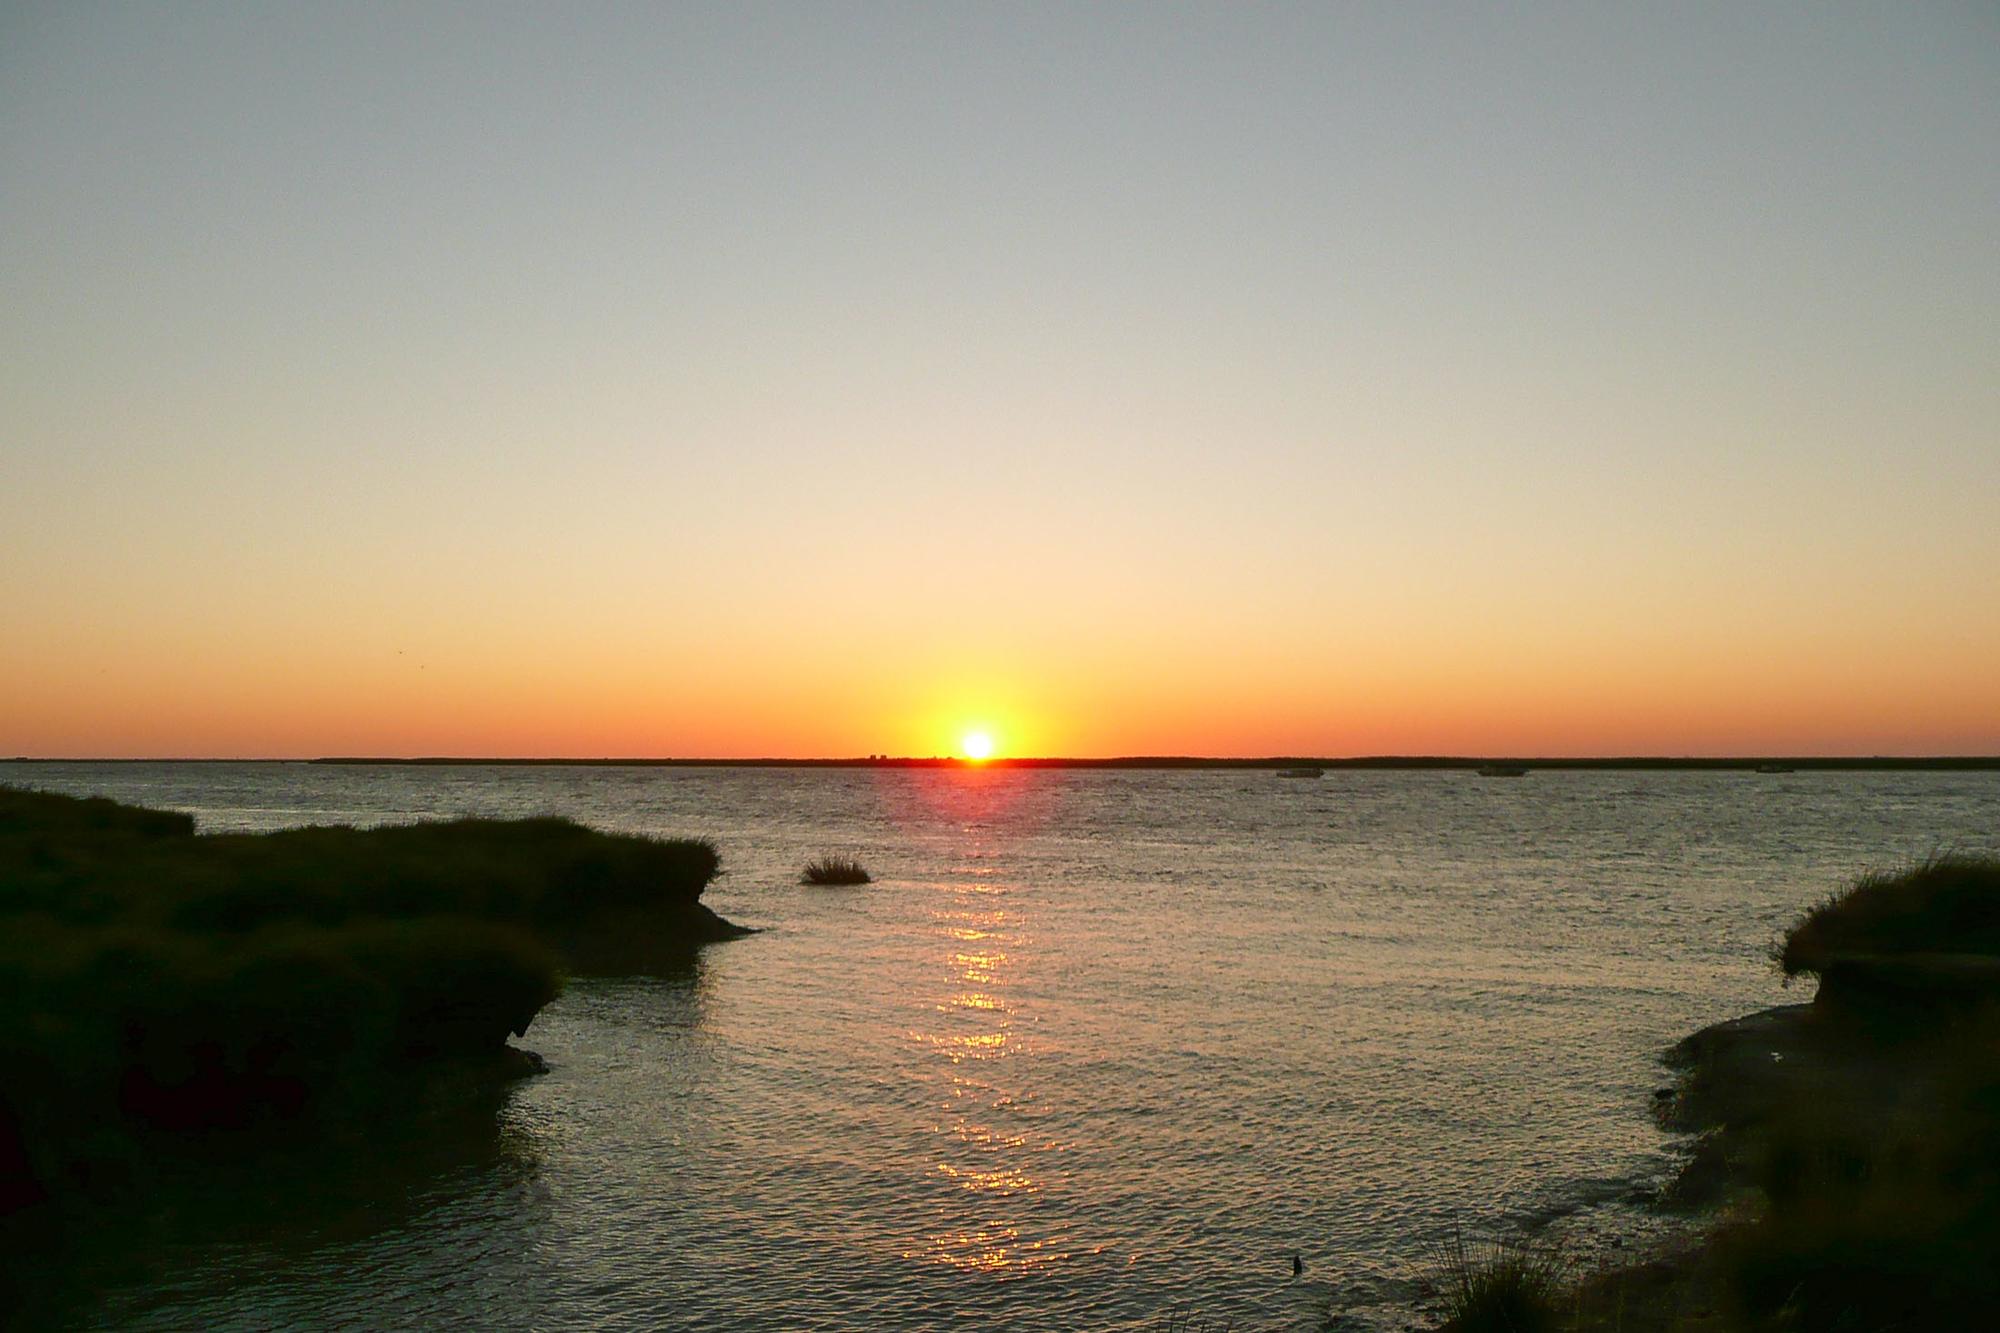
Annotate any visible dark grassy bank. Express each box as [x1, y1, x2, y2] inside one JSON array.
[[1708, 856, 2000, 1329], [0, 786, 742, 1223], [1452, 855, 2000, 1332]]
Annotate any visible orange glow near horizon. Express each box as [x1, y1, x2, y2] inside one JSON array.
[[2, 550, 1998, 760], [2, 642, 1999, 759]]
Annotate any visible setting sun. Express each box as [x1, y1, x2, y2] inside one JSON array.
[[961, 731, 996, 762]]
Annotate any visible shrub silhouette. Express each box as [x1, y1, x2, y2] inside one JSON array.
[[1724, 857, 2000, 1327], [0, 786, 737, 1216], [801, 856, 871, 885], [1777, 854, 2000, 977]]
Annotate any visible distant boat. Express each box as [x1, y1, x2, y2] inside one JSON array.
[[1754, 763, 1796, 774], [1476, 765, 1529, 778], [1277, 767, 1324, 779]]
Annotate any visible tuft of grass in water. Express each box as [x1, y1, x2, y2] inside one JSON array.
[[801, 856, 872, 886], [1154, 1305, 1231, 1332], [1424, 1228, 1567, 1333]]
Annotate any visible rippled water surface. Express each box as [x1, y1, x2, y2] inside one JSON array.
[[11, 762, 2000, 1329]]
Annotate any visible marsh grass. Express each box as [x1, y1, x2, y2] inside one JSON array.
[[0, 785, 734, 1217], [1423, 1228, 1568, 1333], [1410, 859, 2000, 1333], [1775, 853, 2000, 979], [1718, 857, 2000, 1327], [801, 855, 872, 886]]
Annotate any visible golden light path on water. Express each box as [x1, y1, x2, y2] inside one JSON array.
[[902, 833, 1094, 1276]]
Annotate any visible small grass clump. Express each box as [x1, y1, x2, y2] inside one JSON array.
[[801, 856, 872, 886], [1425, 1228, 1567, 1333]]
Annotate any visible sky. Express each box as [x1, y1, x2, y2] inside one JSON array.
[[2, 2, 1996, 758]]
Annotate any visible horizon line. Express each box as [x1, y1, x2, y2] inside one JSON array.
[[6, 755, 2000, 771]]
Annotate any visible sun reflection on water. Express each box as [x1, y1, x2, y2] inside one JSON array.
[[905, 849, 1074, 1277]]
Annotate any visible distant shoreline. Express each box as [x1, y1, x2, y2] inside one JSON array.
[[7, 756, 2000, 771]]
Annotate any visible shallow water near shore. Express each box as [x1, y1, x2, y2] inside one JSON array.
[[9, 762, 2000, 1330]]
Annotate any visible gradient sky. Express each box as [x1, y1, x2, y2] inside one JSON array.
[[3, 3, 1996, 758]]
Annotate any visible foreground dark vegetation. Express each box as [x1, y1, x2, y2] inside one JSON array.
[[1426, 1229, 1567, 1333], [1432, 854, 2000, 1332], [0, 786, 741, 1228]]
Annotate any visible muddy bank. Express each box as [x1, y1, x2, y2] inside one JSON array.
[[1561, 986, 2000, 1329]]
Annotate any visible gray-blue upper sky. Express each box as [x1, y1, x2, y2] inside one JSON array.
[[3, 2, 1996, 755]]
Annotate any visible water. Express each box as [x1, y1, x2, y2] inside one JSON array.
[[9, 761, 2000, 1329]]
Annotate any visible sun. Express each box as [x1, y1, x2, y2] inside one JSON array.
[[960, 730, 996, 762]]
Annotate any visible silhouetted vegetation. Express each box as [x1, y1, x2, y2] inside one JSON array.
[[0, 786, 739, 1220], [1407, 857, 2000, 1332], [801, 855, 871, 885], [1777, 853, 2000, 977], [1424, 1229, 1566, 1333], [1566, 856, 2000, 1331], [1770, 854, 2000, 1032], [1708, 861, 2000, 1329]]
